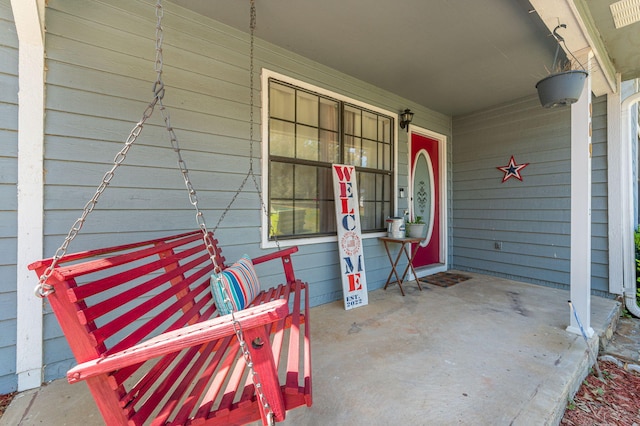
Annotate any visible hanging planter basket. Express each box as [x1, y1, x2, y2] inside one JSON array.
[[535, 24, 589, 109], [535, 70, 588, 108]]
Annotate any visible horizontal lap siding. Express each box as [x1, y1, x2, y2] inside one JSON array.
[[591, 96, 609, 294], [452, 94, 609, 294], [0, 0, 18, 394], [453, 96, 571, 288], [41, 0, 451, 381]]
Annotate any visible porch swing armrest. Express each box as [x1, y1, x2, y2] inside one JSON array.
[[66, 299, 289, 384], [251, 246, 298, 265], [251, 246, 299, 283]]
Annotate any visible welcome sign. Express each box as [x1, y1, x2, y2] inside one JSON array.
[[332, 164, 368, 310]]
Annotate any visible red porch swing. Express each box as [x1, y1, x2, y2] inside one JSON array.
[[28, 1, 312, 425]]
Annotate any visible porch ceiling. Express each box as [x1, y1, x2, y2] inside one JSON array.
[[173, 0, 640, 116]]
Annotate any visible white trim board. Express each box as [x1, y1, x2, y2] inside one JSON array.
[[568, 53, 594, 337], [12, 0, 46, 391]]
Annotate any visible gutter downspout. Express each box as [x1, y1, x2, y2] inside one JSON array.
[[623, 88, 640, 317]]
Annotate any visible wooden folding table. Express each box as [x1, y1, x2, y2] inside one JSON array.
[[378, 236, 424, 296]]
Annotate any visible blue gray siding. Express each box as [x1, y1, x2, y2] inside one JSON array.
[[0, 0, 18, 394], [37, 0, 451, 383], [591, 96, 609, 294], [452, 94, 609, 294]]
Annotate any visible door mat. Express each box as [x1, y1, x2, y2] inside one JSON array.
[[420, 272, 471, 288]]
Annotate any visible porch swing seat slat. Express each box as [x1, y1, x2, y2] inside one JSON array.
[[29, 230, 312, 425]]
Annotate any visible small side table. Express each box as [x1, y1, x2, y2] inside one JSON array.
[[378, 236, 423, 296]]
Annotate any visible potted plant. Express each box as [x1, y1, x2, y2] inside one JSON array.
[[535, 24, 588, 108], [405, 216, 427, 239]]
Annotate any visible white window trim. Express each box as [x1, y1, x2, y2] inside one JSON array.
[[260, 68, 397, 248]]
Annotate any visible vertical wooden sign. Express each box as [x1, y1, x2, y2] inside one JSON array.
[[332, 164, 368, 310]]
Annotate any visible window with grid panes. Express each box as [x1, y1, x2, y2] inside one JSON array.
[[268, 79, 394, 239]]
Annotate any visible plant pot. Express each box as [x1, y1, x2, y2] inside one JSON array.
[[535, 70, 588, 108], [406, 223, 426, 239]]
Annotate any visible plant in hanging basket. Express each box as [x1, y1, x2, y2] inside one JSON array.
[[535, 24, 588, 108], [536, 69, 588, 108]]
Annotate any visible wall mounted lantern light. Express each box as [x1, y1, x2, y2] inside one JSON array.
[[399, 109, 414, 131]]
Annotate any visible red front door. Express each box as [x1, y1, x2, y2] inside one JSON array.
[[410, 132, 442, 267]]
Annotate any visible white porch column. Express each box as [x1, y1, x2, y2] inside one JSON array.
[[567, 51, 594, 337], [11, 0, 46, 391]]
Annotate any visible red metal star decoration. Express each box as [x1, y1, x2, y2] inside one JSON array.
[[497, 155, 529, 183]]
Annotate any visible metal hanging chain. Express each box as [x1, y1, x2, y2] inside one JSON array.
[[246, 0, 280, 249], [151, 1, 275, 423], [205, 0, 280, 250], [149, 3, 218, 270]]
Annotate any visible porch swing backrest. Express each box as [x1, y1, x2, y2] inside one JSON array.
[[29, 1, 312, 424]]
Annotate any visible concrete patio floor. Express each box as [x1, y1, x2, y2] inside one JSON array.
[[2, 272, 620, 426]]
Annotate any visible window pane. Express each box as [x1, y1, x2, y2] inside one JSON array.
[[344, 106, 361, 136], [270, 119, 295, 157], [271, 201, 293, 236], [294, 164, 318, 199], [375, 202, 384, 230], [361, 139, 377, 169], [297, 91, 318, 126], [375, 201, 389, 230], [383, 174, 391, 202], [294, 201, 316, 235], [362, 111, 377, 140], [380, 142, 392, 170], [344, 135, 361, 166], [319, 200, 337, 233], [376, 174, 384, 199], [270, 161, 293, 199], [296, 125, 319, 161], [319, 130, 339, 163], [359, 171, 375, 205], [320, 98, 339, 131], [270, 161, 294, 237], [317, 166, 336, 233], [379, 117, 391, 143], [360, 201, 376, 230], [270, 83, 294, 121]]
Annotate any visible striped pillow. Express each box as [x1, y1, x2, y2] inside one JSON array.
[[211, 255, 261, 316]]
